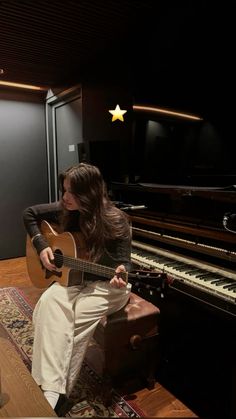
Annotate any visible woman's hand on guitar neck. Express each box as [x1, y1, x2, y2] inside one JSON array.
[[110, 265, 127, 288], [40, 247, 57, 271]]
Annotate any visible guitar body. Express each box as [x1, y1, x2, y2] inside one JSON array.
[[26, 220, 166, 291], [26, 220, 87, 288]]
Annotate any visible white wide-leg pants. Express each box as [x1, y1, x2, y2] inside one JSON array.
[[31, 280, 131, 395]]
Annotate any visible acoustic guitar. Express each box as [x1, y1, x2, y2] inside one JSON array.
[[26, 220, 163, 289]]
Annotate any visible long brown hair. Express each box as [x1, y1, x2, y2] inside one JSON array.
[[59, 163, 130, 261]]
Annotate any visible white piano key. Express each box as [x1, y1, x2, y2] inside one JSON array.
[[131, 241, 236, 304]]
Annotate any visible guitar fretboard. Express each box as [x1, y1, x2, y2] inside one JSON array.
[[54, 252, 126, 280]]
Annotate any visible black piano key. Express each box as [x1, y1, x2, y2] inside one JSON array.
[[184, 268, 205, 275], [223, 283, 236, 290], [158, 257, 173, 263], [195, 272, 213, 278], [214, 279, 233, 286], [164, 261, 182, 266], [202, 276, 224, 282], [211, 278, 229, 285], [222, 281, 235, 289], [196, 273, 221, 280], [173, 263, 188, 270], [175, 265, 191, 272]]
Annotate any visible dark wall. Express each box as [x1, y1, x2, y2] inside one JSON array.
[[131, 113, 236, 186], [82, 82, 133, 185], [77, 1, 235, 188], [0, 88, 48, 259], [131, 2, 234, 120], [82, 84, 132, 142]]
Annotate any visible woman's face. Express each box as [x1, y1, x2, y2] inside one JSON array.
[[63, 177, 80, 210]]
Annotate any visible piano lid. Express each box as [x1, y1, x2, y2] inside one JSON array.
[[111, 181, 236, 221]]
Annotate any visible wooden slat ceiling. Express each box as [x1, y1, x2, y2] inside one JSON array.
[[0, 0, 153, 89], [0, 0, 233, 100]]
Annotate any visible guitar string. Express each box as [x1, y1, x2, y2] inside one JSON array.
[[53, 252, 125, 279], [53, 253, 160, 281]]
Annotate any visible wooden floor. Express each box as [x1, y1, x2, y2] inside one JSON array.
[[0, 257, 198, 417]]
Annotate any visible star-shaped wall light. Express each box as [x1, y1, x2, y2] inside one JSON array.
[[109, 104, 127, 122]]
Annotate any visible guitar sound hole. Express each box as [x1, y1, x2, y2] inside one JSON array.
[[54, 249, 63, 268]]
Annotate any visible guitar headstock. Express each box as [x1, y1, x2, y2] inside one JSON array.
[[129, 269, 165, 281], [128, 269, 170, 301]]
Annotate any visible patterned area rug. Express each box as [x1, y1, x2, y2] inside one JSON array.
[[0, 287, 145, 417]]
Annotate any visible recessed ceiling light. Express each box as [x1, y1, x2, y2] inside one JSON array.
[[0, 80, 46, 91]]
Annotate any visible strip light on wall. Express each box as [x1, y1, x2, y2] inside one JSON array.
[[0, 80, 46, 91], [133, 105, 203, 121]]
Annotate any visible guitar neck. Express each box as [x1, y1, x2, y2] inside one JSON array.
[[54, 252, 124, 280]]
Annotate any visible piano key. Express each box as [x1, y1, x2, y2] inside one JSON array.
[[131, 243, 236, 305], [211, 278, 228, 285], [223, 282, 235, 289], [173, 272, 236, 301], [174, 265, 193, 272], [202, 274, 226, 282], [174, 264, 191, 271], [214, 279, 233, 286], [201, 275, 222, 280], [164, 261, 184, 267], [223, 283, 236, 291], [184, 268, 204, 275], [195, 272, 213, 278]]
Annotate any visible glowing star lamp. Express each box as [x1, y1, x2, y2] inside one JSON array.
[[109, 104, 127, 122]]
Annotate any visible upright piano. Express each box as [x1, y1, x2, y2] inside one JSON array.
[[111, 181, 236, 418]]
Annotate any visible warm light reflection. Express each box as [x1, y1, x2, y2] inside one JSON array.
[[0, 80, 45, 90], [133, 105, 203, 121]]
